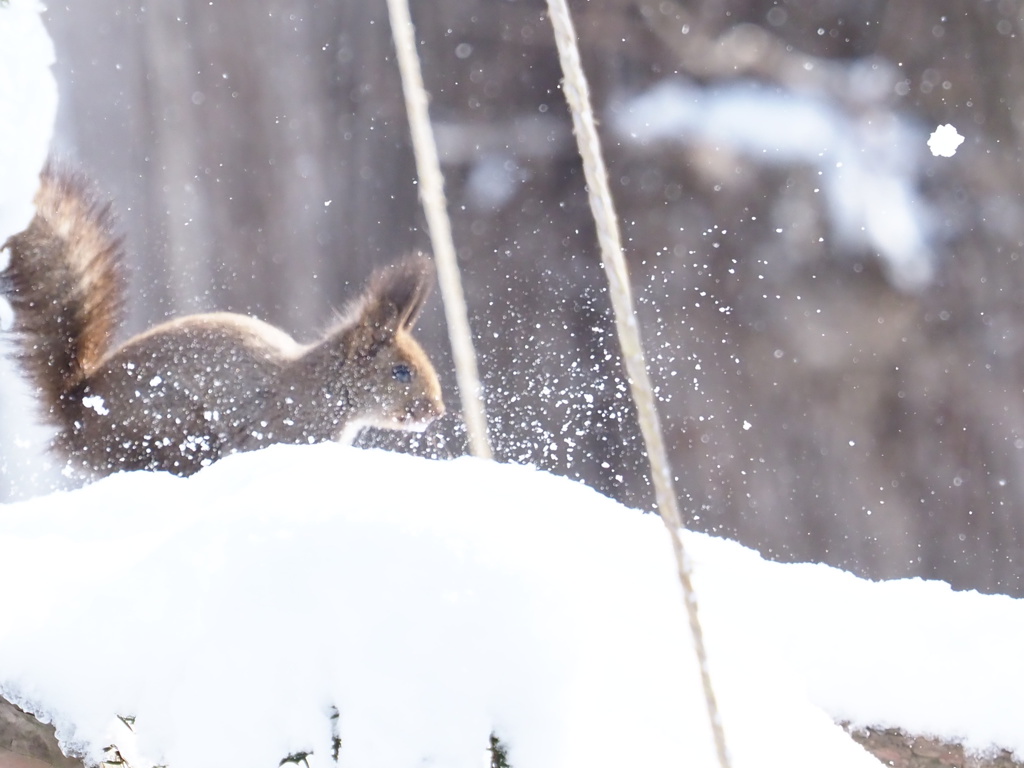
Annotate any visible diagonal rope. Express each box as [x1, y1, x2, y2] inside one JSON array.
[[543, 1, 732, 766], [385, 0, 493, 460]]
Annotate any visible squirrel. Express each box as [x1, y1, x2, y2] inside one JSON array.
[[1, 162, 445, 478]]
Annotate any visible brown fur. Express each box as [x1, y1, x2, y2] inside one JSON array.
[[2, 164, 445, 478]]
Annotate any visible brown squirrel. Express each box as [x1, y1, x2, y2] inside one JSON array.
[[1, 163, 445, 478]]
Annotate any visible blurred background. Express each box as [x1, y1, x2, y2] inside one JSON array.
[[2, 0, 1023, 596]]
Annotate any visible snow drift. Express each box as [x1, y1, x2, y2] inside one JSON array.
[[0, 445, 1021, 768]]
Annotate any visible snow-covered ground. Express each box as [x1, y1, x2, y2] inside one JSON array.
[[0, 445, 1021, 768]]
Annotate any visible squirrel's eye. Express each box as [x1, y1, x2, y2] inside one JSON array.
[[392, 363, 414, 383]]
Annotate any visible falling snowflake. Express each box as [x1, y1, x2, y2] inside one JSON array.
[[82, 395, 110, 416], [927, 124, 964, 157]]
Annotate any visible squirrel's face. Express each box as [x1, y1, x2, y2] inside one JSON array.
[[327, 255, 445, 439], [350, 330, 445, 432]]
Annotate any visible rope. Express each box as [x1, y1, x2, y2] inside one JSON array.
[[385, 0, 493, 460], [543, 1, 732, 766]]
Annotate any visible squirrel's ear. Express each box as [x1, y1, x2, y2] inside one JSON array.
[[347, 254, 433, 348], [363, 253, 433, 331], [384, 253, 433, 330]]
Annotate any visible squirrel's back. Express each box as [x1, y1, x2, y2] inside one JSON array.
[[2, 163, 124, 433]]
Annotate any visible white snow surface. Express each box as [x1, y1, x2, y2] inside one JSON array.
[[0, 0, 56, 243], [0, 445, 1022, 768]]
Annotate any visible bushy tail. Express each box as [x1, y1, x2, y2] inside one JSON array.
[[2, 162, 124, 429]]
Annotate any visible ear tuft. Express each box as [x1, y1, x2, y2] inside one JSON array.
[[345, 253, 434, 349], [368, 252, 434, 331]]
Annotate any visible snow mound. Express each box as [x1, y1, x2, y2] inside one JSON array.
[[0, 445, 1021, 768]]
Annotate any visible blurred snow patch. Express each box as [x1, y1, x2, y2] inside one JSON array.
[[0, 0, 57, 242], [928, 124, 964, 157], [609, 79, 935, 290], [465, 152, 530, 209], [0, 246, 8, 331], [0, 294, 11, 331]]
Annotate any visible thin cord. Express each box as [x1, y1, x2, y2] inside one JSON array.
[[544, 1, 732, 765], [385, 0, 493, 460]]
